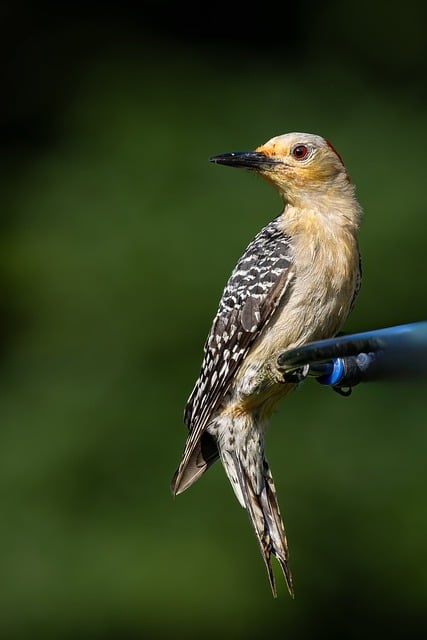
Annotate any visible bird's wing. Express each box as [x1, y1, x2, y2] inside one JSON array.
[[172, 218, 295, 494]]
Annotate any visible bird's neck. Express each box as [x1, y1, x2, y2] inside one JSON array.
[[279, 187, 362, 240]]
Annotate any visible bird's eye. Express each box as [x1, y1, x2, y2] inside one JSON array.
[[291, 145, 309, 160]]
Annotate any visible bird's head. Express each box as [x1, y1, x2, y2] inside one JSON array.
[[210, 132, 353, 208]]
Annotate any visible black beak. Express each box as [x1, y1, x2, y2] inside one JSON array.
[[209, 151, 279, 170]]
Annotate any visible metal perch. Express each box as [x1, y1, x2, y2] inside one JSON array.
[[277, 321, 427, 395]]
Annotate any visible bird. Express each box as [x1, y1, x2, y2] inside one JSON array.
[[171, 132, 362, 597]]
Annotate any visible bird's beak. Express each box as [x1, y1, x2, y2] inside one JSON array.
[[210, 151, 279, 170]]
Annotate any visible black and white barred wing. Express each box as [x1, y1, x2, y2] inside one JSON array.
[[172, 219, 295, 495]]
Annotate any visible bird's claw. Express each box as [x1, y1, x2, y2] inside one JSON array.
[[281, 364, 310, 384]]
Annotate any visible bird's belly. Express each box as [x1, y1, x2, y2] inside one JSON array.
[[225, 273, 355, 418], [252, 257, 357, 362]]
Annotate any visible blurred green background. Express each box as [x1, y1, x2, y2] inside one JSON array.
[[1, 2, 427, 638]]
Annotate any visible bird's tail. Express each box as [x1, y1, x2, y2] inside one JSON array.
[[224, 450, 293, 597]]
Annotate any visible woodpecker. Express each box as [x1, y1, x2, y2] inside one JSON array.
[[171, 132, 362, 597]]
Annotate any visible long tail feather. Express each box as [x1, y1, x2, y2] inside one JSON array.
[[230, 451, 293, 597]]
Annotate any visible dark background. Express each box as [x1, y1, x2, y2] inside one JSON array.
[[1, 2, 427, 638]]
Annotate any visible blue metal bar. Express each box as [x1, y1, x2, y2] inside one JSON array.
[[278, 322, 427, 390]]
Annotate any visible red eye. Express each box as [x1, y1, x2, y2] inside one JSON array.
[[292, 145, 309, 160]]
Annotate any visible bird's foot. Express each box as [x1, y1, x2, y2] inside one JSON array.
[[280, 364, 310, 384]]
